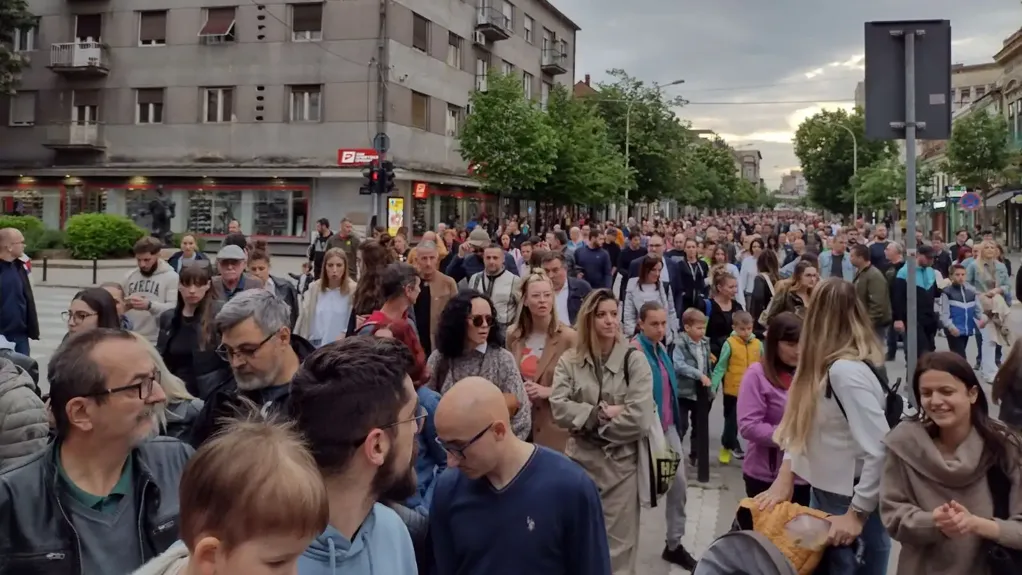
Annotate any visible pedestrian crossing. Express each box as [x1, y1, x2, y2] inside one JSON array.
[[28, 286, 78, 395]]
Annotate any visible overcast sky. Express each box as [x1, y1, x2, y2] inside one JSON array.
[[556, 0, 1021, 188]]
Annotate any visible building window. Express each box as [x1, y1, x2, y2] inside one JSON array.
[[8, 92, 35, 126], [411, 91, 429, 130], [290, 85, 321, 122], [138, 11, 167, 46], [446, 104, 461, 136], [75, 14, 102, 42], [559, 38, 568, 56], [522, 72, 533, 99], [291, 3, 322, 41], [203, 87, 233, 123], [961, 87, 971, 106], [523, 15, 533, 43], [72, 89, 100, 123], [502, 60, 513, 76], [501, 1, 514, 30], [13, 26, 36, 52], [198, 7, 236, 43], [412, 13, 430, 53], [541, 28, 551, 51], [136, 88, 164, 124], [475, 57, 488, 91], [541, 82, 550, 110], [975, 85, 986, 98], [446, 32, 461, 68]]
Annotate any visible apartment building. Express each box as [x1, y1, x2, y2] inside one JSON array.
[[733, 149, 761, 185], [0, 0, 578, 247], [950, 62, 1001, 111]]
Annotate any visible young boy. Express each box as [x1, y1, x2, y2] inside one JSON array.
[[132, 419, 329, 575], [940, 263, 985, 359], [672, 307, 713, 469], [710, 311, 762, 464]]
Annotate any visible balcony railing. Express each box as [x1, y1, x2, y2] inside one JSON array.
[[475, 7, 511, 41], [49, 41, 109, 75], [45, 122, 106, 150], [541, 49, 567, 74]]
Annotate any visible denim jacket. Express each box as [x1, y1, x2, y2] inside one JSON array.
[[671, 333, 712, 401], [818, 250, 855, 282]]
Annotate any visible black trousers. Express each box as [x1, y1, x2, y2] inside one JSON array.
[[947, 334, 969, 359]]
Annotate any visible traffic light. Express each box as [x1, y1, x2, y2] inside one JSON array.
[[359, 162, 379, 195], [380, 160, 396, 195]]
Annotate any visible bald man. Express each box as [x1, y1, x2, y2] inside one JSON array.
[[0, 228, 38, 355], [429, 377, 611, 575]]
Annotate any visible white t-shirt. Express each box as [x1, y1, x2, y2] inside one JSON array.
[[310, 289, 351, 345], [556, 284, 571, 326]]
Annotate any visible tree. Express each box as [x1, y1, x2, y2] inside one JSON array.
[[0, 0, 36, 94], [681, 139, 744, 210], [793, 107, 897, 214], [944, 110, 1011, 203], [541, 85, 632, 206], [849, 157, 936, 212], [459, 71, 559, 194]]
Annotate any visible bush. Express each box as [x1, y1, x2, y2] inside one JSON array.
[[64, 214, 147, 260], [24, 229, 67, 258], [171, 232, 207, 252], [0, 215, 44, 235]]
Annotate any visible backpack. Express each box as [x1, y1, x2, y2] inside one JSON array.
[[825, 361, 904, 429]]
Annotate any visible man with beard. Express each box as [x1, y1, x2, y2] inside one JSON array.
[[290, 336, 420, 575], [188, 290, 314, 447], [0, 329, 192, 574], [430, 377, 611, 575], [123, 236, 179, 344]]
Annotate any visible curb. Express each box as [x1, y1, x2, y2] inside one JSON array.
[[35, 283, 101, 289]]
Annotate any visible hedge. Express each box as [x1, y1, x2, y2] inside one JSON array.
[[24, 229, 66, 258], [64, 213, 147, 260], [0, 215, 44, 235]]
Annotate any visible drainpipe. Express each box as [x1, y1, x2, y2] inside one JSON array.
[[373, 0, 389, 222]]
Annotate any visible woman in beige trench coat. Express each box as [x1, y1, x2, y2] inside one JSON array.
[[550, 288, 655, 575]]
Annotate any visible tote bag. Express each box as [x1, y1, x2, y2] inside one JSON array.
[[622, 348, 680, 508]]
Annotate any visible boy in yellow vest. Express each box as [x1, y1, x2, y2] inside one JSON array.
[[710, 311, 763, 465]]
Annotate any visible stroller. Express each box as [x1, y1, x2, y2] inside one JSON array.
[[694, 530, 798, 575]]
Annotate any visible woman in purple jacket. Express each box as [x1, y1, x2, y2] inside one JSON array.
[[736, 312, 810, 506]]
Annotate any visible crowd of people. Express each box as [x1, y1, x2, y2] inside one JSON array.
[[0, 210, 1021, 575]]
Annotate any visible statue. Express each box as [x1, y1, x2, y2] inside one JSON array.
[[147, 188, 175, 246]]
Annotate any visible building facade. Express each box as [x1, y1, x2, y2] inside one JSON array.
[[0, 0, 578, 248], [733, 149, 761, 185]]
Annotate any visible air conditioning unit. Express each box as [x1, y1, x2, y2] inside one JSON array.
[[473, 31, 487, 46]]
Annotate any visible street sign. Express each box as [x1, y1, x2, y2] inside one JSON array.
[[373, 132, 390, 153], [946, 185, 967, 199], [960, 191, 981, 210], [338, 149, 379, 166]]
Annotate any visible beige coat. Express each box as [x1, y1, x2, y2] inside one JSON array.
[[550, 341, 655, 575], [881, 421, 1022, 575], [294, 280, 354, 340], [423, 273, 458, 349], [508, 325, 576, 452]]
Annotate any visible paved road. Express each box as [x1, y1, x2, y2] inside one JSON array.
[[28, 286, 77, 393]]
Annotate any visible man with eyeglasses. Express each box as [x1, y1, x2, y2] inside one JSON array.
[[0, 227, 38, 356], [541, 251, 591, 327], [188, 289, 315, 447], [0, 328, 192, 575], [430, 377, 611, 575], [289, 336, 420, 575]]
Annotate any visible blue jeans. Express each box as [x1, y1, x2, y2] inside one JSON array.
[[4, 335, 29, 356], [810, 488, 890, 575]]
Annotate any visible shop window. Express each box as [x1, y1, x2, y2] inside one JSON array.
[[65, 187, 107, 221], [251, 189, 308, 236], [0, 189, 46, 220], [125, 189, 158, 230], [186, 190, 241, 234], [438, 196, 459, 227]]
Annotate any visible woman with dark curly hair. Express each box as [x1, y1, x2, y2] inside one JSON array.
[[426, 289, 531, 439], [346, 236, 398, 335]]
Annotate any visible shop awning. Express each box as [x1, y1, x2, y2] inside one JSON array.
[[199, 9, 235, 36], [986, 190, 1018, 208]]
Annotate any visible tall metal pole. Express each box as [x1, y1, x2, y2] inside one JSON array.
[[904, 30, 919, 399], [833, 124, 859, 221], [623, 99, 634, 221]]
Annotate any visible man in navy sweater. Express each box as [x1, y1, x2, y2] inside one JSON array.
[[573, 230, 612, 289], [430, 377, 611, 575]]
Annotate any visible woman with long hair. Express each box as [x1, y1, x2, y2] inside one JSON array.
[[676, 238, 709, 312], [760, 259, 818, 326], [966, 240, 1012, 383], [758, 278, 892, 575], [748, 249, 780, 338], [156, 263, 229, 399], [426, 289, 531, 439], [737, 312, 810, 505], [507, 271, 577, 451], [549, 288, 654, 575], [295, 248, 357, 347], [347, 237, 398, 335], [992, 344, 1022, 430], [129, 332, 203, 440], [881, 351, 1022, 575], [63, 288, 121, 339], [706, 267, 742, 360], [711, 246, 740, 285], [738, 237, 764, 308], [622, 254, 678, 346]]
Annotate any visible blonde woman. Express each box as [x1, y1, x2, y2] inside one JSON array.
[[966, 240, 1012, 383], [550, 288, 654, 575], [294, 248, 356, 347], [129, 332, 204, 440], [756, 278, 892, 575], [507, 271, 577, 452]]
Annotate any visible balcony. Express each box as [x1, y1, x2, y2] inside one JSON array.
[[475, 7, 510, 42], [44, 122, 106, 152], [48, 42, 109, 77], [541, 49, 567, 75]]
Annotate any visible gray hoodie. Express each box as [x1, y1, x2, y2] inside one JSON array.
[[123, 259, 179, 344], [130, 541, 188, 575]]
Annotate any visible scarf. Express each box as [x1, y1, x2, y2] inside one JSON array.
[[635, 333, 678, 424]]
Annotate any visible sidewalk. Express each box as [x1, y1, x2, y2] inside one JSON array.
[[32, 255, 310, 288]]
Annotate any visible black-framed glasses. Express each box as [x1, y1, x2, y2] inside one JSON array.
[[216, 332, 276, 362], [62, 310, 97, 325], [471, 314, 494, 328], [81, 370, 161, 400], [352, 404, 428, 446], [435, 422, 493, 459]]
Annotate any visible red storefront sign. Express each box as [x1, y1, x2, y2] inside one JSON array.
[[337, 149, 380, 166], [413, 182, 429, 199]]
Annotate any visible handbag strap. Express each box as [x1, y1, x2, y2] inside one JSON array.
[[987, 464, 1012, 520]]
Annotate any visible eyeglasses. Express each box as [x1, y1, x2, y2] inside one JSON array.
[[435, 423, 494, 459], [352, 404, 428, 445], [471, 314, 494, 328], [81, 370, 161, 400], [62, 310, 97, 325], [215, 332, 276, 362]]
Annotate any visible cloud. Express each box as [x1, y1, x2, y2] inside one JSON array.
[[560, 0, 1021, 188]]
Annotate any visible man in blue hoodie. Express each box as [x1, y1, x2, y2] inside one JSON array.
[[290, 336, 420, 575]]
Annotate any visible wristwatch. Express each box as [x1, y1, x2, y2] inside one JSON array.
[[849, 505, 868, 523]]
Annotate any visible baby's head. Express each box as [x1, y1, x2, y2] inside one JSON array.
[[732, 311, 754, 340], [180, 418, 328, 575]]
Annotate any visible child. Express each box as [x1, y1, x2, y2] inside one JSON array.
[[940, 263, 984, 359], [710, 311, 762, 464], [132, 419, 329, 575], [672, 307, 713, 469]]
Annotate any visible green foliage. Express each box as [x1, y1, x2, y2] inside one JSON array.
[[541, 85, 632, 205], [792, 107, 897, 214], [681, 139, 743, 209], [944, 110, 1011, 196], [849, 158, 936, 211], [459, 71, 559, 194], [0, 0, 37, 94], [172, 232, 206, 252], [0, 214, 43, 234], [64, 213, 146, 259], [24, 229, 66, 257]]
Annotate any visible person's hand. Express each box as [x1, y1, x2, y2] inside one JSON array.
[[939, 500, 980, 537], [601, 403, 625, 419], [753, 479, 793, 511], [459, 242, 473, 257], [700, 375, 712, 387], [978, 318, 987, 329], [894, 321, 905, 333], [827, 510, 865, 547], [524, 381, 551, 401], [949, 326, 960, 337]]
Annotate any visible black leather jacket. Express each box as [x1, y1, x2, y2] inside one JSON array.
[[0, 437, 193, 575], [156, 303, 231, 400], [269, 275, 300, 329]]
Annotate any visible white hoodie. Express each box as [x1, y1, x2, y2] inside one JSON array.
[[131, 542, 189, 575], [122, 259, 179, 344]]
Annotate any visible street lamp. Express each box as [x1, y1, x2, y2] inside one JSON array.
[[622, 78, 685, 217], [833, 123, 859, 221]]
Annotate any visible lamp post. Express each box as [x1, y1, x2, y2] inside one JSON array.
[[834, 123, 859, 221], [621, 78, 685, 218]]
